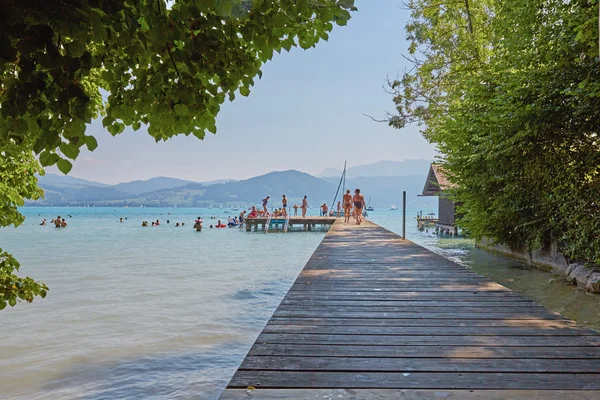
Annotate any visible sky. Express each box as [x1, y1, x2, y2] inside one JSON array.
[[48, 0, 437, 184]]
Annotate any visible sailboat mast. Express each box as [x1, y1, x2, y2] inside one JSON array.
[[330, 161, 347, 215], [342, 161, 346, 195]]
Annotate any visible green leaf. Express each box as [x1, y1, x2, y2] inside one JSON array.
[[216, 1, 232, 16], [39, 151, 51, 166], [57, 159, 73, 174], [59, 143, 80, 160], [240, 86, 250, 97], [102, 116, 115, 128], [8, 298, 16, 307], [85, 136, 98, 151], [132, 121, 141, 131], [174, 104, 189, 116], [0, 301, 6, 310]]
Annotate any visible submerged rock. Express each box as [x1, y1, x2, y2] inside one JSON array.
[[585, 273, 600, 293], [567, 264, 593, 288], [564, 263, 580, 284]]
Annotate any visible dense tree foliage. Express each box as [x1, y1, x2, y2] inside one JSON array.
[[0, 0, 356, 308], [391, 0, 600, 263]]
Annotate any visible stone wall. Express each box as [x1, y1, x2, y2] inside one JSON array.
[[477, 238, 600, 293]]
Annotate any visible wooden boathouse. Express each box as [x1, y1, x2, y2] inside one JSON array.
[[421, 163, 459, 235], [221, 219, 600, 398]]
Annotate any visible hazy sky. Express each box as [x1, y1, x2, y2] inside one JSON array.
[[48, 0, 437, 184]]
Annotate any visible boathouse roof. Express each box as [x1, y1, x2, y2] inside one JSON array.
[[421, 163, 456, 196]]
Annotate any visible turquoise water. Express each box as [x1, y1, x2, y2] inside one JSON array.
[[1, 206, 599, 399]]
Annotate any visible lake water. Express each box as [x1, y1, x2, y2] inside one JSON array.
[[1, 206, 599, 399]]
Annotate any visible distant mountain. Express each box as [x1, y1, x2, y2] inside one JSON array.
[[38, 173, 110, 188], [320, 159, 432, 178], [119, 170, 336, 207], [37, 184, 132, 204], [113, 177, 196, 196]]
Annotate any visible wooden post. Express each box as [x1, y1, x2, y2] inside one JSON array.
[[402, 191, 406, 240]]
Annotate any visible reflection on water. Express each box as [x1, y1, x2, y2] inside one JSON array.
[[0, 207, 598, 400]]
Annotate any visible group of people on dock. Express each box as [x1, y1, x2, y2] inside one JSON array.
[[255, 189, 366, 225], [260, 194, 309, 218]]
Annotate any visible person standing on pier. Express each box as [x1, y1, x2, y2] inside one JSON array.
[[262, 196, 270, 213], [353, 188, 366, 225], [343, 189, 352, 223], [293, 204, 299, 216], [282, 194, 288, 216], [337, 201, 341, 218], [301, 196, 308, 217]]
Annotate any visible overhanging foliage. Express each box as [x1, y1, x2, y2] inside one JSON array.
[[0, 0, 356, 308], [391, 0, 600, 263]]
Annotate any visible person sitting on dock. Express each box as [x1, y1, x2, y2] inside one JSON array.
[[262, 195, 270, 213], [248, 206, 258, 218]]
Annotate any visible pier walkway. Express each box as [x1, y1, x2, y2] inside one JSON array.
[[221, 220, 600, 399]]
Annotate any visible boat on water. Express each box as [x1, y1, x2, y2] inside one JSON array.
[[390, 204, 397, 210], [366, 206, 374, 211]]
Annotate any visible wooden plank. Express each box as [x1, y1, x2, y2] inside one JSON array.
[[284, 291, 521, 299], [274, 306, 549, 313], [299, 270, 484, 277], [228, 370, 600, 389], [220, 389, 600, 400], [288, 284, 512, 291], [267, 317, 579, 328], [280, 300, 537, 307], [247, 343, 600, 359], [261, 325, 595, 336], [271, 311, 557, 320], [238, 355, 600, 373], [256, 333, 600, 346]]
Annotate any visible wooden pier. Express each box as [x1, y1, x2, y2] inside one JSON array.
[[221, 220, 600, 398], [244, 216, 336, 232]]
